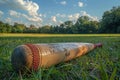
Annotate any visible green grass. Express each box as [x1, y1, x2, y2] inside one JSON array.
[[0, 34, 120, 80], [0, 33, 120, 37]]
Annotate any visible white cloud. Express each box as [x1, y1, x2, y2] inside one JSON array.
[[27, 16, 42, 22], [68, 13, 80, 21], [58, 20, 63, 24], [9, 10, 42, 22], [9, 10, 20, 18], [80, 11, 99, 21], [24, 1, 39, 16], [0, 10, 3, 17], [57, 20, 63, 25], [5, 17, 13, 24], [60, 1, 67, 5], [56, 13, 66, 18], [51, 16, 57, 22], [78, 2, 84, 7], [67, 11, 98, 22], [5, 18, 11, 22], [39, 14, 42, 17], [0, 0, 39, 17], [39, 14, 46, 18], [36, 23, 42, 27], [0, 0, 43, 26]]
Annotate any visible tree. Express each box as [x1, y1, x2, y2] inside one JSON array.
[[12, 22, 26, 33], [59, 21, 73, 33], [0, 21, 12, 33], [0, 23, 6, 33], [63, 21, 73, 28], [100, 6, 120, 33], [5, 23, 12, 33], [24, 24, 38, 33], [38, 25, 51, 33], [75, 16, 99, 33], [87, 21, 99, 33]]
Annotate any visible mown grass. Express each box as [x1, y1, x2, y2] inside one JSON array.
[[0, 33, 120, 37], [0, 34, 120, 80]]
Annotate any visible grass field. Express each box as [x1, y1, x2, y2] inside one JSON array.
[[0, 34, 120, 80], [0, 33, 120, 37]]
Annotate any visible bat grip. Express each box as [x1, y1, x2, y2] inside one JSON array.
[[94, 43, 103, 48]]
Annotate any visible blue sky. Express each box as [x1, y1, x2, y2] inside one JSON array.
[[0, 0, 120, 27]]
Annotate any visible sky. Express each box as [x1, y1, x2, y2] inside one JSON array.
[[0, 0, 120, 27]]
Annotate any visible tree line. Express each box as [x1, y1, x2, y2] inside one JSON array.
[[0, 6, 120, 33]]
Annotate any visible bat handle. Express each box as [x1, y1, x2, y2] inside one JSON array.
[[94, 43, 103, 48]]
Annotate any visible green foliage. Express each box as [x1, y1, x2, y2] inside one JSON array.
[[0, 21, 12, 33], [100, 6, 120, 33], [24, 24, 38, 33], [38, 25, 51, 33], [98, 61, 109, 80], [12, 23, 26, 33], [110, 67, 117, 80], [75, 16, 99, 33]]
